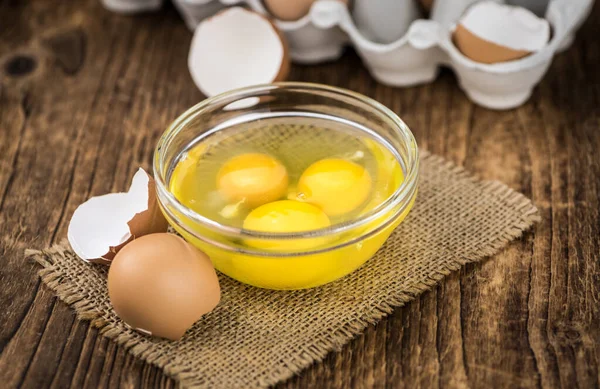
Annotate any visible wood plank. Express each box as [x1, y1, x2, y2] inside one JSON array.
[[0, 0, 598, 388]]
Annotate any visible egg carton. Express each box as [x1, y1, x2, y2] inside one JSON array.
[[102, 0, 593, 110]]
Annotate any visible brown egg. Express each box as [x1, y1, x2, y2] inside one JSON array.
[[264, 0, 349, 21], [453, 24, 531, 64], [108, 233, 220, 340]]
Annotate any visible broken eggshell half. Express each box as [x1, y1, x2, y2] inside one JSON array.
[[452, 1, 550, 64], [188, 6, 290, 107], [67, 168, 169, 264]]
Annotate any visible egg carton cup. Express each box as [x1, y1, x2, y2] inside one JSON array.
[[311, 0, 593, 109], [172, 0, 228, 30], [103, 0, 594, 109]]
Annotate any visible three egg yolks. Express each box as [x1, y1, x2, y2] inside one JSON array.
[[172, 150, 377, 249]]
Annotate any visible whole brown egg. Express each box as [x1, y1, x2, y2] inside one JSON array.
[[264, 0, 349, 21], [108, 233, 221, 340]]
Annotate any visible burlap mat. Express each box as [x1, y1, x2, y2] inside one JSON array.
[[27, 151, 539, 389]]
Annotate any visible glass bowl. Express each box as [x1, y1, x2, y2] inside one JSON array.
[[154, 82, 419, 290]]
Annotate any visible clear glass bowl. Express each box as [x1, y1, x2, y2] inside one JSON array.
[[154, 82, 419, 290]]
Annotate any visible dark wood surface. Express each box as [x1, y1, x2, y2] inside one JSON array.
[[1, 0, 599, 388]]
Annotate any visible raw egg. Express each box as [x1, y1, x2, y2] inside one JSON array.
[[217, 153, 289, 208], [107, 233, 220, 340], [360, 138, 403, 212], [169, 144, 207, 203], [296, 158, 372, 217], [243, 200, 331, 251]]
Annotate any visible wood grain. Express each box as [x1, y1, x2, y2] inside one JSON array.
[[0, 0, 598, 388]]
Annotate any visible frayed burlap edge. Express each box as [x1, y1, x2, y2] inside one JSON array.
[[25, 151, 540, 389]]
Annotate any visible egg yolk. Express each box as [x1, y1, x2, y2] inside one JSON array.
[[296, 158, 372, 217], [243, 200, 331, 251], [217, 153, 289, 208]]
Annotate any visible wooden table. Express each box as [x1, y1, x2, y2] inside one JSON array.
[[1, 1, 598, 388]]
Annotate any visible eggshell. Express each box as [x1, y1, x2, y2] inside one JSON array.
[[188, 7, 290, 105], [453, 1, 550, 64], [453, 24, 532, 64], [108, 233, 220, 340], [264, 0, 348, 21], [68, 168, 169, 264]]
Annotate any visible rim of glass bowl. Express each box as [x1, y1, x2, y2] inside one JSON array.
[[153, 82, 419, 254]]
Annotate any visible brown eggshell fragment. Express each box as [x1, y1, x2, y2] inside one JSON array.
[[264, 0, 349, 21], [108, 233, 221, 341], [67, 168, 169, 264], [127, 175, 170, 240], [453, 24, 531, 64], [102, 174, 170, 262]]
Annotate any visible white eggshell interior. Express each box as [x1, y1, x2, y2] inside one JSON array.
[[188, 7, 284, 98], [460, 1, 550, 52], [68, 168, 150, 261]]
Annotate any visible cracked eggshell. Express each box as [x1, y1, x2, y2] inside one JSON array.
[[453, 1, 550, 64], [188, 7, 290, 101], [67, 168, 169, 264], [108, 233, 221, 341]]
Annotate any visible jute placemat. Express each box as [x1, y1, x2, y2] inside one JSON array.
[[27, 151, 539, 389]]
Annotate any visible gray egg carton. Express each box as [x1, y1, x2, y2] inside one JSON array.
[[102, 0, 594, 110]]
